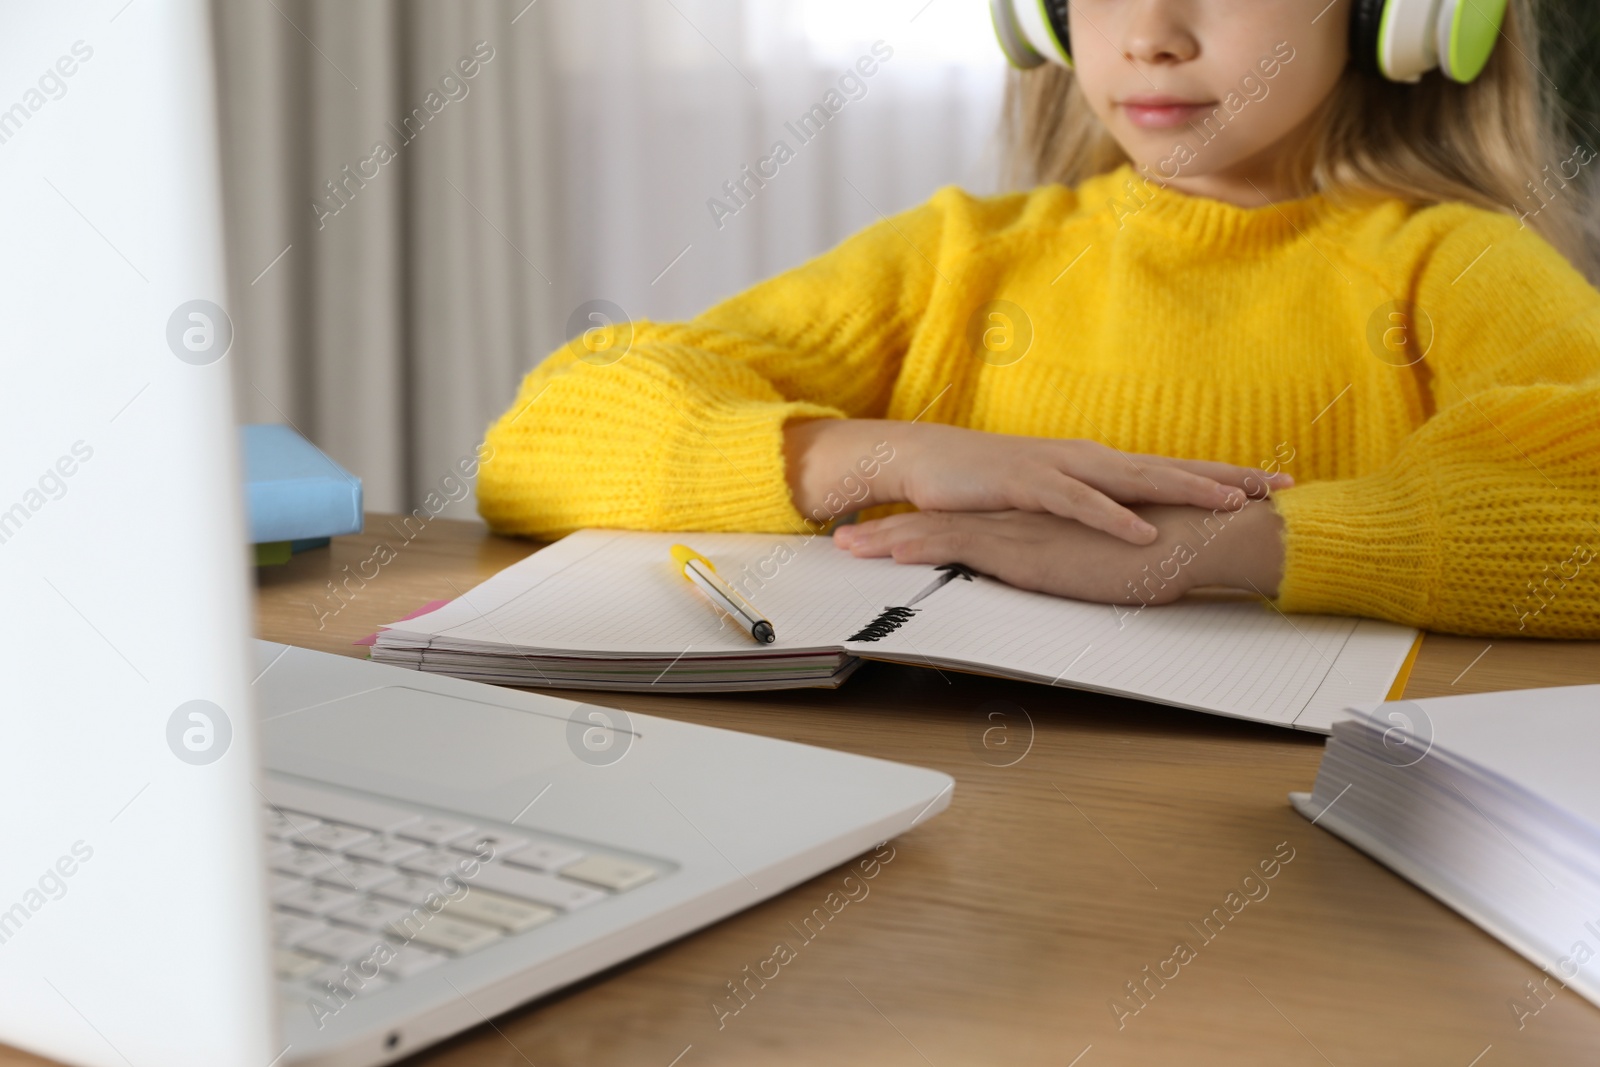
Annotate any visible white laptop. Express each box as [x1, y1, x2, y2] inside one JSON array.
[[0, 3, 953, 1065]]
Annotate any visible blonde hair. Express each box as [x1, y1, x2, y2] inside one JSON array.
[[999, 0, 1599, 279]]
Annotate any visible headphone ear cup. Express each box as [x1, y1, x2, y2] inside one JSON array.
[[1007, 0, 1072, 68], [1353, 0, 1506, 83], [990, 0, 1047, 68], [1349, 0, 1389, 76], [997, 0, 1073, 68], [1437, 0, 1508, 82], [1042, 0, 1073, 66]]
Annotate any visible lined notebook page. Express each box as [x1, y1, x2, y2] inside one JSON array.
[[379, 529, 939, 657], [848, 574, 1413, 724], [1290, 620, 1421, 731]]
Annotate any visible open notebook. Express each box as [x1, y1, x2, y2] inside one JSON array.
[[370, 529, 1421, 732]]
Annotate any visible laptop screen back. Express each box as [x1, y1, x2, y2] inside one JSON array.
[[0, 1, 275, 1064]]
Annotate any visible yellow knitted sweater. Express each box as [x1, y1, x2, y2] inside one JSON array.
[[478, 165, 1600, 639]]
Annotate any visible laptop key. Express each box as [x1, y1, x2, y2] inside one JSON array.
[[397, 848, 473, 879], [298, 823, 374, 852], [271, 846, 340, 881], [344, 835, 426, 865], [274, 949, 323, 981], [319, 856, 398, 893], [397, 817, 476, 846], [561, 856, 657, 892], [271, 909, 324, 947], [327, 896, 415, 933], [300, 924, 385, 962], [269, 872, 309, 902], [388, 913, 501, 955], [445, 888, 557, 933], [278, 882, 364, 917], [263, 808, 322, 839], [467, 864, 605, 911], [449, 831, 530, 860], [370, 875, 457, 908], [263, 841, 297, 864], [501, 842, 584, 872]]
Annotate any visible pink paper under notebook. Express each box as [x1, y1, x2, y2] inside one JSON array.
[[355, 599, 451, 647]]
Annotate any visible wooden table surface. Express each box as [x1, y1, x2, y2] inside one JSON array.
[[10, 514, 1600, 1067]]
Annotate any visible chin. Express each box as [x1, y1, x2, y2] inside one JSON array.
[[1113, 127, 1190, 157]]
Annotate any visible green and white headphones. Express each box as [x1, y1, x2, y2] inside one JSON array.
[[989, 0, 1509, 83]]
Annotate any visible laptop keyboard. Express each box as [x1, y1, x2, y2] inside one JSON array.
[[262, 777, 660, 1009]]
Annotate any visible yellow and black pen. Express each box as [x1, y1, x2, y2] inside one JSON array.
[[670, 544, 776, 644]]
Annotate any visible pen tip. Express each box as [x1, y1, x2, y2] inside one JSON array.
[[753, 621, 775, 644]]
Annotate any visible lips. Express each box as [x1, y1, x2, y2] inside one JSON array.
[[1118, 97, 1217, 130]]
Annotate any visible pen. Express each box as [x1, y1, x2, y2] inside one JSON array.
[[670, 544, 776, 644]]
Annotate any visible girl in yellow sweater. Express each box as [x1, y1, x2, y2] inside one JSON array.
[[478, 0, 1600, 639]]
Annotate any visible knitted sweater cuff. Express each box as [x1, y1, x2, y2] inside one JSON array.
[[1269, 471, 1439, 626], [654, 399, 846, 533]]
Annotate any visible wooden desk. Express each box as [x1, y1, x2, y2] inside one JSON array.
[[10, 515, 1600, 1067]]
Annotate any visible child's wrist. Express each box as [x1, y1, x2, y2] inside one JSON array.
[[887, 420, 961, 506], [1176, 499, 1285, 596], [784, 418, 910, 519], [873, 420, 928, 504], [1230, 500, 1286, 597]]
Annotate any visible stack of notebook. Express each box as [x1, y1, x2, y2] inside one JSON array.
[[242, 423, 362, 563], [1293, 684, 1600, 1009], [370, 528, 1420, 731]]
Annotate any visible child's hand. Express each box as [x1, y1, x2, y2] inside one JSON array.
[[786, 420, 1290, 545], [892, 424, 1289, 544], [832, 503, 1286, 606]]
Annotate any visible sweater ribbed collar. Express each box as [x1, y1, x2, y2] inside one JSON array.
[[1081, 164, 1356, 249]]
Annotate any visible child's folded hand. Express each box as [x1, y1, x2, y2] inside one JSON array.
[[832, 504, 1286, 606], [893, 424, 1290, 546]]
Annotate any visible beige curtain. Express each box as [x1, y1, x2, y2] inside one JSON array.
[[212, 0, 1007, 516], [213, 0, 556, 515]]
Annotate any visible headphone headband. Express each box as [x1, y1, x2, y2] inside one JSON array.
[[990, 0, 1505, 83]]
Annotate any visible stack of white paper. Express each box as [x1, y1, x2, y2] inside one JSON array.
[[1293, 684, 1600, 1009]]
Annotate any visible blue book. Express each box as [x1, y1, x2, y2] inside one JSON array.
[[241, 424, 363, 546]]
